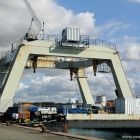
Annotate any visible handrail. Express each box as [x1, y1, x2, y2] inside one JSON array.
[[90, 39, 117, 51], [36, 34, 117, 51], [37, 34, 60, 41], [0, 35, 118, 60], [0, 38, 23, 60]]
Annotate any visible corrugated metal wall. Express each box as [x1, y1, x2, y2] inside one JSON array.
[[115, 98, 140, 114], [62, 27, 80, 41]]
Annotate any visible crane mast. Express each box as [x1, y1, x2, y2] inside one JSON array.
[[23, 0, 42, 41]]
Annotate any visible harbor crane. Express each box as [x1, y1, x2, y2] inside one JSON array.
[[0, 0, 134, 113]]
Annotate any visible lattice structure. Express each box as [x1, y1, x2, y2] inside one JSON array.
[[98, 63, 111, 73]]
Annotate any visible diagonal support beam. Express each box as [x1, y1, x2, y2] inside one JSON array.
[[76, 68, 94, 104], [108, 54, 133, 98], [0, 46, 30, 112]]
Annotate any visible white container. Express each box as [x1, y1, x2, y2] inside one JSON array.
[[39, 108, 57, 114], [96, 95, 106, 106], [68, 98, 76, 104], [115, 98, 140, 114], [63, 104, 77, 108], [62, 27, 80, 42]]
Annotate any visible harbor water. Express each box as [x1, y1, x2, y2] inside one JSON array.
[[68, 128, 140, 139]]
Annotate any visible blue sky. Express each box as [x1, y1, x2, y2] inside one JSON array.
[[57, 0, 139, 25], [0, 0, 140, 103], [55, 0, 140, 67], [56, 0, 140, 39]]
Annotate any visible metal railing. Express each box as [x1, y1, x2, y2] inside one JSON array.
[[36, 34, 117, 51], [0, 34, 118, 60], [0, 38, 23, 60], [37, 34, 60, 42], [90, 39, 117, 51]]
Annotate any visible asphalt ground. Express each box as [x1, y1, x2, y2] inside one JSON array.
[[0, 123, 80, 140]]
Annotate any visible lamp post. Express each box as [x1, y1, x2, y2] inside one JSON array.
[[40, 93, 42, 107]]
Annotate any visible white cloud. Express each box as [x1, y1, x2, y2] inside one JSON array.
[[109, 35, 140, 62], [123, 45, 140, 60], [0, 0, 96, 50], [127, 77, 135, 89], [87, 72, 117, 100], [15, 73, 80, 103], [126, 0, 140, 2], [30, 0, 96, 35], [121, 60, 140, 73], [42, 76, 56, 82], [15, 70, 118, 103], [17, 83, 29, 91], [96, 21, 131, 38], [1, 0, 140, 103], [127, 75, 140, 97], [114, 35, 140, 61]]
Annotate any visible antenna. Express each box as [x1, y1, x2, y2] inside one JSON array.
[[42, 22, 45, 40]]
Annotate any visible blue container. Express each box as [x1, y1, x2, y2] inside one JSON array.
[[57, 108, 87, 114], [57, 108, 67, 114], [29, 106, 38, 112], [68, 108, 87, 114]]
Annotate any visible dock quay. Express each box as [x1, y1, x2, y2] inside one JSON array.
[[67, 114, 140, 128], [0, 123, 102, 140]]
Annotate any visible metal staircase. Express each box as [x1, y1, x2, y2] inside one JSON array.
[[0, 40, 22, 94]]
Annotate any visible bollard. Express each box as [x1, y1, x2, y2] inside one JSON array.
[[41, 124, 47, 133], [6, 121, 10, 126], [64, 122, 68, 133]]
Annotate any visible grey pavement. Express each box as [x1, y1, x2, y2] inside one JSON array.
[[0, 123, 80, 140]]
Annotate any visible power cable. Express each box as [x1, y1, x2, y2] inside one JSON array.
[[103, 73, 116, 90], [120, 58, 135, 97], [0, 97, 14, 111]]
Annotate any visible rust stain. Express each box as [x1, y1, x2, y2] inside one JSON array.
[[16, 46, 29, 60], [29, 60, 55, 68], [37, 61, 53, 67], [129, 114, 134, 119], [89, 113, 91, 120], [38, 57, 57, 61], [20, 45, 30, 54]]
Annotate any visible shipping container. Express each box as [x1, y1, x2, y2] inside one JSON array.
[[18, 106, 30, 121], [115, 98, 140, 114], [18, 103, 38, 121], [68, 108, 87, 114], [57, 108, 87, 114], [57, 108, 67, 114], [30, 106, 38, 112], [62, 27, 80, 42]]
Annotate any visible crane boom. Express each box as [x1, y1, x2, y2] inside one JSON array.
[[23, 0, 42, 39]]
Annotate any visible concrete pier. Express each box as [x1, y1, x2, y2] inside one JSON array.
[[0, 123, 102, 140], [67, 114, 140, 128]]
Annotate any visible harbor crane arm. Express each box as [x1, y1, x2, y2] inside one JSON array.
[[23, 0, 42, 40]]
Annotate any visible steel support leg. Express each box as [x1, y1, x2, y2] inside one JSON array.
[[76, 68, 94, 104]]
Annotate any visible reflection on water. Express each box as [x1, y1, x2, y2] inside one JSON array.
[[68, 128, 140, 140]]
